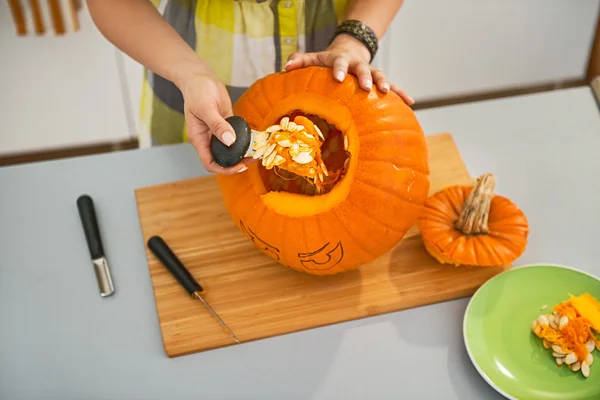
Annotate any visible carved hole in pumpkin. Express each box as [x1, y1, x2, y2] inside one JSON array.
[[258, 110, 351, 196]]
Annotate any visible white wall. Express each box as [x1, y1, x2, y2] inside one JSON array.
[[382, 0, 600, 101], [1, 0, 598, 157]]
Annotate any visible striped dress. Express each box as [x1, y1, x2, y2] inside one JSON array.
[[140, 0, 350, 146]]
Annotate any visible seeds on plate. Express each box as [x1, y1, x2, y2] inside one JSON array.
[[530, 293, 600, 379]]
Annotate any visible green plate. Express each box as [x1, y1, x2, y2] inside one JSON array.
[[463, 264, 600, 400]]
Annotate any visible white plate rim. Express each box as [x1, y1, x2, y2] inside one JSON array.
[[462, 262, 600, 400]]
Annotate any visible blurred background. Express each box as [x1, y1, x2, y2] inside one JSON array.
[[1, 0, 599, 166]]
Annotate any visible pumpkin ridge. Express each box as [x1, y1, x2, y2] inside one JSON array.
[[480, 235, 510, 265], [227, 178, 254, 211], [255, 77, 275, 110], [331, 208, 381, 258], [353, 175, 427, 208], [344, 195, 405, 235], [421, 202, 456, 223], [473, 236, 498, 265], [356, 160, 429, 182]]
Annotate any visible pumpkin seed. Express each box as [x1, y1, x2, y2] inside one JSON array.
[[549, 315, 558, 329], [290, 144, 300, 157], [552, 345, 567, 355], [556, 357, 565, 366], [582, 361, 590, 377], [344, 135, 348, 151], [272, 155, 285, 167], [309, 168, 316, 175], [253, 142, 270, 159], [553, 351, 566, 358], [303, 132, 314, 141], [321, 163, 329, 176], [541, 305, 548, 310], [280, 117, 289, 130], [295, 125, 304, 132], [559, 316, 569, 329], [263, 148, 278, 167], [537, 315, 549, 326], [314, 124, 324, 140], [277, 139, 292, 147], [318, 172, 324, 182], [287, 122, 297, 131], [262, 143, 277, 160], [586, 352, 594, 366], [565, 353, 578, 365], [586, 340, 595, 353], [571, 361, 581, 372], [256, 131, 270, 142], [543, 339, 551, 349], [292, 152, 313, 164], [266, 125, 281, 133], [252, 140, 267, 152]]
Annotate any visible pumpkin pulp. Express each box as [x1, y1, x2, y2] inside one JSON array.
[[257, 112, 350, 195], [248, 92, 358, 218]]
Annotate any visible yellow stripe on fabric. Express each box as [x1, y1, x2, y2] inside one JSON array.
[[278, 0, 298, 70], [234, 1, 276, 38], [295, 0, 306, 36], [194, 4, 235, 86], [139, 77, 155, 133], [182, 121, 188, 143], [194, 0, 235, 32]]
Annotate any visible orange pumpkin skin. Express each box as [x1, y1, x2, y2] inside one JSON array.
[[217, 66, 430, 275], [417, 185, 529, 267]]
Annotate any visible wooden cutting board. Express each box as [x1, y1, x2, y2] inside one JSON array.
[[135, 132, 510, 357]]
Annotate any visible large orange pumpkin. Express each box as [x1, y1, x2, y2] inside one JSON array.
[[216, 66, 430, 275]]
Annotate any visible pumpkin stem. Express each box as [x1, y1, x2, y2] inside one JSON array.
[[454, 173, 496, 235]]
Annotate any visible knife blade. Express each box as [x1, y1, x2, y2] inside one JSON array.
[[76, 194, 115, 297]]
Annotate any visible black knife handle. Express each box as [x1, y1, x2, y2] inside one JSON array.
[[76, 194, 105, 260], [147, 236, 204, 295]]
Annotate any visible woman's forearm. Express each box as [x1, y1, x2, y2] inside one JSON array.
[[343, 0, 405, 39], [87, 0, 209, 89]]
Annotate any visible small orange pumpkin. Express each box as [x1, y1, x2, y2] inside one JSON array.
[[216, 66, 430, 275], [417, 173, 529, 267]]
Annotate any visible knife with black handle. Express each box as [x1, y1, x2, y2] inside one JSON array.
[[147, 235, 239, 343], [76, 194, 115, 297]]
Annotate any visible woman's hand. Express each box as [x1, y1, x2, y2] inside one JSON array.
[[179, 72, 252, 175], [284, 34, 414, 106]]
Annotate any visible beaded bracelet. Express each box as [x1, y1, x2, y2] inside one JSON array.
[[331, 19, 379, 63]]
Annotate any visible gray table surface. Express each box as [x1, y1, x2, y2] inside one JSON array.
[[1, 86, 599, 400]]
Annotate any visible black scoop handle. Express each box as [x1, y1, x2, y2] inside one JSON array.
[[210, 116, 252, 168]]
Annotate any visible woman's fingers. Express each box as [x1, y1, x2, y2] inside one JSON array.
[[331, 55, 349, 82], [351, 61, 372, 91], [285, 52, 323, 70], [371, 68, 390, 93], [390, 83, 415, 106]]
